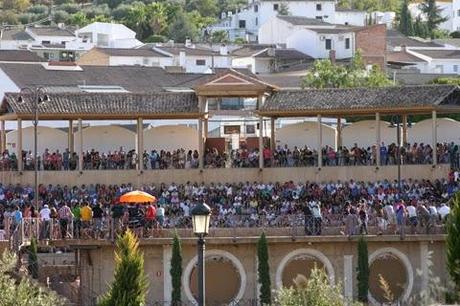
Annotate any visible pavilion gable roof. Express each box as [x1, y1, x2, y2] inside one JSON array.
[[0, 92, 200, 120], [260, 85, 460, 116]]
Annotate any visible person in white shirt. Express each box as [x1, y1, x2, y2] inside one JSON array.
[[406, 203, 418, 233], [39, 204, 51, 239], [438, 203, 450, 221]]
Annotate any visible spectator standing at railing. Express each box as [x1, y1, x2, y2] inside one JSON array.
[[39, 204, 51, 239], [58, 202, 73, 239], [92, 203, 104, 239], [438, 202, 450, 222], [13, 206, 22, 232], [72, 202, 81, 239], [407, 201, 418, 234]]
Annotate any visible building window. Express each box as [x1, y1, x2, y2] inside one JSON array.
[[143, 58, 149, 65], [454, 65, 458, 72], [345, 38, 350, 49], [43, 52, 50, 60], [196, 59, 206, 66], [255, 17, 258, 25], [457, 9, 460, 16], [239, 20, 246, 28], [315, 16, 323, 20], [41, 40, 50, 45], [435, 65, 444, 73], [316, 3, 322, 10], [325, 39, 332, 50], [254, 5, 258, 12], [273, 3, 279, 11]]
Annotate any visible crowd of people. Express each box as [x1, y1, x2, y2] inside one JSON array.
[[0, 168, 457, 240], [0, 141, 457, 172]]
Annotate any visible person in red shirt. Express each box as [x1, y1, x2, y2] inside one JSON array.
[[145, 203, 156, 237], [263, 147, 272, 167]]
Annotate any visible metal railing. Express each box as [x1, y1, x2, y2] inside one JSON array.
[[1, 214, 446, 245]]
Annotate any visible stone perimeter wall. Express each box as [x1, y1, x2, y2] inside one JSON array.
[[77, 236, 446, 305], [0, 164, 449, 186]]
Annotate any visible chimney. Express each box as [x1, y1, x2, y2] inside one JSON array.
[[167, 40, 174, 47], [185, 38, 192, 48], [57, 23, 65, 29], [267, 47, 275, 57], [220, 44, 228, 55], [179, 51, 186, 67], [228, 11, 233, 17], [221, 12, 227, 19], [329, 50, 336, 64], [401, 45, 407, 52]]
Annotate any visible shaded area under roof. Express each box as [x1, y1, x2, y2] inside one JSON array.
[[260, 85, 460, 116], [1, 92, 200, 120]]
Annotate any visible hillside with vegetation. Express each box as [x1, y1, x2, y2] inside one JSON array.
[[0, 0, 454, 42]]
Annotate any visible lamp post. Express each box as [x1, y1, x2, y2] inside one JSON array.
[[191, 202, 211, 306], [17, 87, 49, 211]]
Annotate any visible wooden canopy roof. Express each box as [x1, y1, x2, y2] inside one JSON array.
[[259, 85, 460, 117]]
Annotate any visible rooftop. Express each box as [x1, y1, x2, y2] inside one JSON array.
[[0, 28, 33, 41], [386, 50, 425, 64], [27, 26, 75, 37], [96, 47, 171, 57], [1, 92, 199, 120], [277, 15, 332, 26], [387, 30, 442, 49], [260, 85, 460, 116], [0, 50, 46, 62], [412, 49, 460, 59], [254, 48, 314, 60]]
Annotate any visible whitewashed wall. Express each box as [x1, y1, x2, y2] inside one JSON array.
[[276, 122, 335, 149], [409, 118, 460, 145], [144, 125, 198, 151], [342, 120, 395, 148], [7, 126, 67, 155], [74, 125, 136, 153]]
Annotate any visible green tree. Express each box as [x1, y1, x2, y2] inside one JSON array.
[[302, 50, 392, 89], [419, 0, 448, 39], [66, 11, 90, 27], [257, 232, 271, 304], [399, 0, 414, 36], [278, 2, 290, 15], [168, 10, 198, 42], [211, 30, 229, 43], [0, 250, 65, 305], [146, 2, 169, 36], [357, 236, 369, 302], [186, 0, 218, 17], [98, 230, 149, 306], [447, 193, 460, 300], [414, 16, 429, 38], [170, 232, 182, 305], [28, 238, 39, 279], [276, 268, 358, 306]]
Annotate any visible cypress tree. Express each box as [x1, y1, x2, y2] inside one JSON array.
[[98, 230, 148, 306], [170, 232, 182, 305], [27, 237, 39, 279], [447, 193, 460, 299], [399, 0, 414, 36], [356, 236, 369, 302], [257, 232, 271, 305], [419, 0, 448, 39]]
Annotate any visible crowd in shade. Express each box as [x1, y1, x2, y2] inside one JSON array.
[[0, 141, 458, 171], [0, 168, 457, 240]]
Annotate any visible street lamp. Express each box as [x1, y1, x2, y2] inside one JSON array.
[[191, 202, 211, 306], [17, 87, 50, 211]]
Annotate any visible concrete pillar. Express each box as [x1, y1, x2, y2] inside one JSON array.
[[343, 255, 353, 300], [270, 117, 276, 151], [335, 117, 342, 150], [420, 242, 429, 292], [376, 112, 381, 167], [78, 118, 83, 171], [68, 119, 74, 153], [204, 117, 208, 144], [402, 114, 408, 145], [0, 120, 5, 153], [259, 116, 264, 169], [317, 114, 322, 168], [136, 117, 144, 171], [163, 245, 172, 303], [432, 110, 437, 165], [17, 118, 23, 171]]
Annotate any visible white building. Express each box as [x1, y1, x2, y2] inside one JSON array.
[[150, 42, 232, 73], [406, 49, 460, 74], [409, 1, 459, 33], [231, 45, 313, 73], [75, 22, 143, 49], [259, 15, 356, 59], [208, 0, 366, 41], [369, 11, 396, 29]]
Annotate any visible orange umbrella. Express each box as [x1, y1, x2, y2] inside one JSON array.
[[119, 190, 156, 203]]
